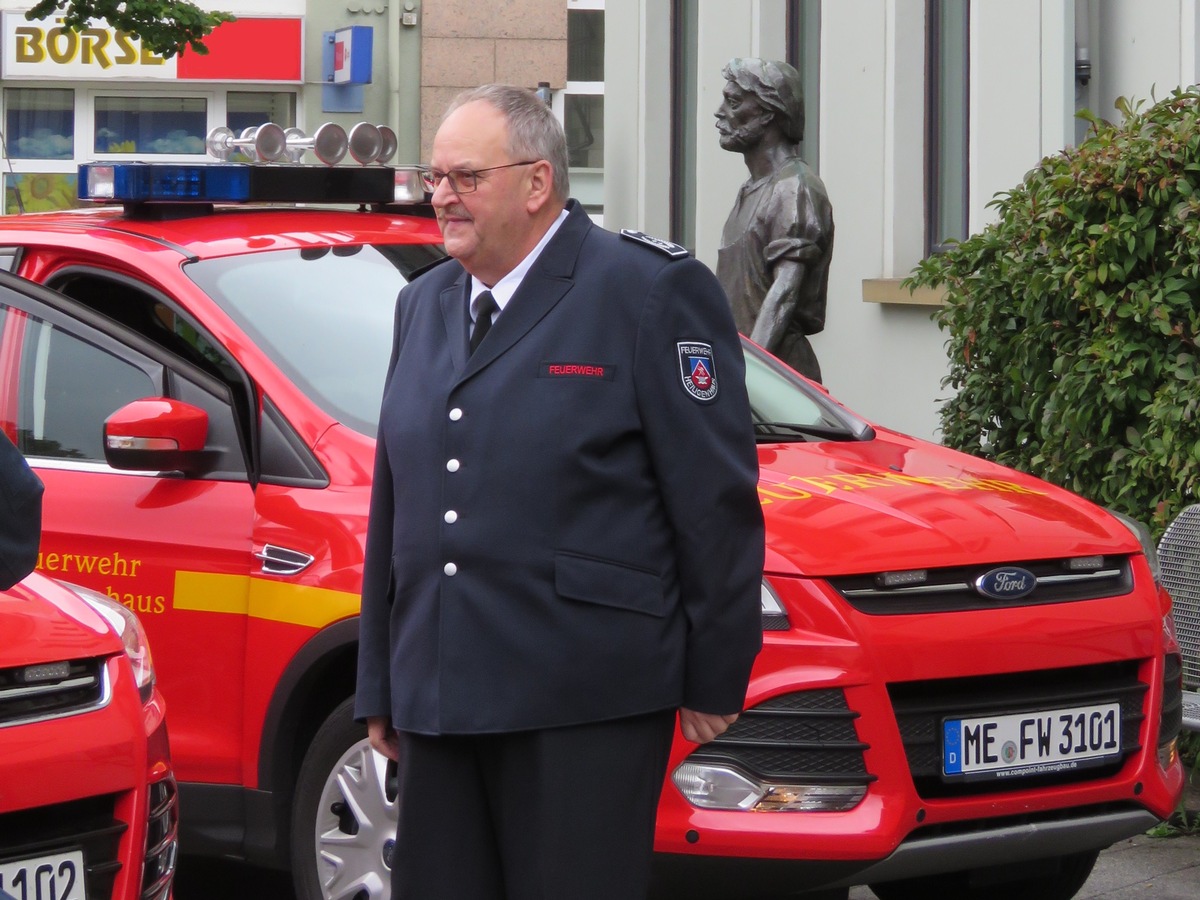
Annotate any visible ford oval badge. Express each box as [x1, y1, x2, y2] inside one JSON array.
[[974, 566, 1037, 601]]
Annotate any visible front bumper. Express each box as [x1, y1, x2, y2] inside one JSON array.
[[0, 655, 176, 900], [653, 573, 1184, 894], [652, 804, 1158, 897]]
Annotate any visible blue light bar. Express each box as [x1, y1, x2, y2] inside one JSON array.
[[80, 163, 252, 203], [78, 161, 401, 208]]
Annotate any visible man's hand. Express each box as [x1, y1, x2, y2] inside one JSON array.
[[367, 716, 400, 761], [679, 708, 739, 744]]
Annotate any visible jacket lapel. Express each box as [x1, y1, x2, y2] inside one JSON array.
[[459, 202, 590, 380], [439, 272, 470, 373]]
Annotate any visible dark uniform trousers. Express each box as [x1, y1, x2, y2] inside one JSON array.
[[390, 710, 677, 900]]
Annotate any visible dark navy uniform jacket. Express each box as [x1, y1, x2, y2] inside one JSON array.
[[355, 201, 764, 735], [1, 431, 43, 590]]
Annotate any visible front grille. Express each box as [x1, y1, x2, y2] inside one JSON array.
[[828, 556, 1133, 615], [686, 689, 875, 786], [0, 794, 126, 900], [1158, 503, 1200, 689], [0, 657, 108, 727], [889, 661, 1147, 798], [141, 776, 179, 900]]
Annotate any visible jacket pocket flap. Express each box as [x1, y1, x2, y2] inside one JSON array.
[[555, 552, 667, 617]]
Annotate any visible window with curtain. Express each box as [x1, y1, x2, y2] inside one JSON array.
[[94, 95, 207, 154], [4, 88, 74, 159]]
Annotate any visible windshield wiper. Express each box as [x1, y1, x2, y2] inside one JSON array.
[[753, 421, 865, 442]]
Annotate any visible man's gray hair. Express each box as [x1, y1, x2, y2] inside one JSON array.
[[722, 58, 805, 144], [445, 84, 570, 201]]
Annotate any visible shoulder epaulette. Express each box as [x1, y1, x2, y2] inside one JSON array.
[[619, 229, 690, 259]]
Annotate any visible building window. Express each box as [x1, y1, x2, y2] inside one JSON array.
[[567, 0, 605, 214], [669, 0, 699, 249], [227, 92, 296, 132], [566, 93, 603, 169], [3, 173, 81, 214], [3, 88, 74, 159], [567, 5, 604, 83], [926, 0, 969, 254], [94, 96, 207, 154], [786, 0, 821, 170]]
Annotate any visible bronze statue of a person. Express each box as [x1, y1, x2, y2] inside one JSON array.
[[715, 57, 833, 382]]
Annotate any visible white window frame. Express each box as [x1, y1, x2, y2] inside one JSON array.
[[564, 0, 605, 216]]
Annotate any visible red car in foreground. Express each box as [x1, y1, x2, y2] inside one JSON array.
[[0, 132, 1184, 900], [0, 572, 176, 900]]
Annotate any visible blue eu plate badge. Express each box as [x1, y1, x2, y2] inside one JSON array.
[[678, 342, 718, 401]]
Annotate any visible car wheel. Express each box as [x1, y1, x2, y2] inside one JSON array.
[[291, 696, 398, 900], [868, 849, 1099, 900]]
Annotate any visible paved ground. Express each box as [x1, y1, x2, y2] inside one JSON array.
[[1072, 832, 1200, 900], [845, 831, 1200, 900], [175, 830, 1199, 899]]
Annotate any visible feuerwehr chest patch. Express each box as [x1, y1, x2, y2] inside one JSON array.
[[677, 342, 718, 401]]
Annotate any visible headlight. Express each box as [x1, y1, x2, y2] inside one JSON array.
[[761, 579, 789, 631], [69, 583, 156, 703], [672, 761, 866, 812], [1108, 509, 1161, 584]]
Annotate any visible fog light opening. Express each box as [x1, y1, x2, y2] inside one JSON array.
[[1158, 736, 1179, 770], [672, 762, 865, 812]]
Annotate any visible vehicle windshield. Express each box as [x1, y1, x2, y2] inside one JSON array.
[[743, 343, 870, 442], [185, 243, 443, 435], [188, 245, 865, 441]]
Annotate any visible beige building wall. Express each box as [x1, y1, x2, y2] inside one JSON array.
[[420, 0, 569, 161]]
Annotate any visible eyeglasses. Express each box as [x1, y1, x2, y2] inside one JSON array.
[[419, 161, 540, 194]]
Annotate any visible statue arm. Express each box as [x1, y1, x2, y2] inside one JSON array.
[[748, 258, 804, 350]]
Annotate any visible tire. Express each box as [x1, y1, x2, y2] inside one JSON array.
[[291, 696, 398, 900], [868, 849, 1100, 900]]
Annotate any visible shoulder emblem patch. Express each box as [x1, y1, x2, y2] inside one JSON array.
[[677, 342, 718, 402], [620, 229, 690, 259]]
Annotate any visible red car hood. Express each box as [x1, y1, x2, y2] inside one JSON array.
[[758, 427, 1139, 576], [0, 573, 120, 668]]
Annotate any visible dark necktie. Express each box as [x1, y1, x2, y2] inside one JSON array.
[[470, 291, 498, 354]]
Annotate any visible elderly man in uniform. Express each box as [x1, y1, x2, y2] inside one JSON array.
[[716, 57, 834, 383], [355, 84, 764, 900]]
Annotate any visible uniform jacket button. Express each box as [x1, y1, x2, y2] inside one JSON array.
[[449, 408, 463, 421], [444, 510, 458, 523], [446, 459, 460, 472], [444, 562, 458, 576]]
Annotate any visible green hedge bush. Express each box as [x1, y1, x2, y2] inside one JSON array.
[[907, 89, 1200, 538]]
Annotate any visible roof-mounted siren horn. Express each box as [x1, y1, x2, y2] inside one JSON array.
[[348, 123, 382, 165], [377, 125, 398, 163], [283, 123, 349, 166], [347, 123, 399, 165], [206, 123, 287, 162]]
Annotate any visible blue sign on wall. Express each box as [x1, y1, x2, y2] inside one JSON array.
[[321, 27, 374, 113]]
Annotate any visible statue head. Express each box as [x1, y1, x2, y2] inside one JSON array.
[[716, 58, 805, 151]]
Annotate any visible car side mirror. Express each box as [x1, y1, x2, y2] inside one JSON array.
[[104, 398, 211, 475]]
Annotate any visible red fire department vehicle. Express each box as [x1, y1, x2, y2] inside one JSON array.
[[0, 123, 1184, 900], [1, 572, 176, 900]]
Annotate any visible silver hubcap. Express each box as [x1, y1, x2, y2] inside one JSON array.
[[313, 737, 397, 899]]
